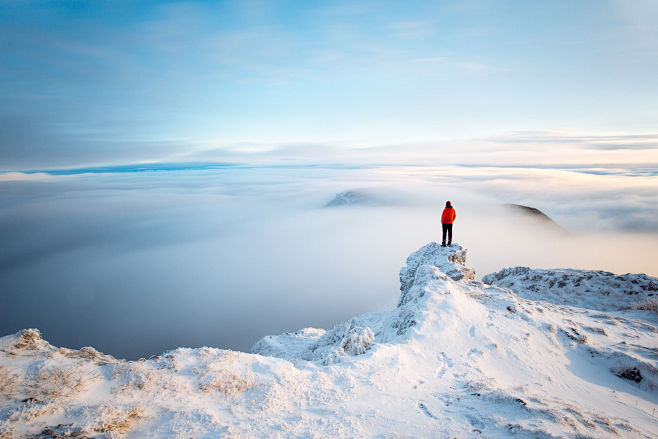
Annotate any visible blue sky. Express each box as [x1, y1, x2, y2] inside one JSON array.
[[1, 0, 657, 168]]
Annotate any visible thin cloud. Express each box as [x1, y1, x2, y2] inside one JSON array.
[[488, 130, 658, 144], [584, 142, 657, 150], [386, 20, 437, 39], [412, 57, 446, 63], [456, 60, 515, 74], [0, 172, 58, 182], [0, 115, 194, 170]]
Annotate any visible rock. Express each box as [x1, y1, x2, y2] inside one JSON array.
[[325, 190, 380, 207], [399, 242, 475, 307]]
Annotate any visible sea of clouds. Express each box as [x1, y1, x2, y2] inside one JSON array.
[[1, 161, 657, 359]]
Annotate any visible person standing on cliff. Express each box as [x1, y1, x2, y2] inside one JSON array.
[[441, 201, 456, 247]]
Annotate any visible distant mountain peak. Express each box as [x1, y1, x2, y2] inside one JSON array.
[[325, 190, 381, 207], [505, 203, 569, 234]]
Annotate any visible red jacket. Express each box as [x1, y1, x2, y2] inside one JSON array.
[[441, 207, 456, 224]]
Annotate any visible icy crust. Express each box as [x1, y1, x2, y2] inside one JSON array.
[[483, 266, 658, 311], [252, 243, 475, 364], [2, 243, 658, 438]]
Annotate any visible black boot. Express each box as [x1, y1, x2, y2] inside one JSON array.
[[441, 242, 446, 247]]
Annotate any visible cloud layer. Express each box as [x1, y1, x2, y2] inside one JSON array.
[[1, 164, 656, 359]]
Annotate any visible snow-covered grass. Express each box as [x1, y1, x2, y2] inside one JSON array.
[[1, 243, 657, 438], [629, 297, 658, 313]]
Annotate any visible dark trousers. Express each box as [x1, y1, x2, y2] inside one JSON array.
[[442, 223, 453, 245]]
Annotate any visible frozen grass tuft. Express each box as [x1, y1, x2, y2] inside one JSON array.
[[0, 365, 20, 401], [30, 366, 86, 399], [628, 297, 658, 313], [12, 329, 43, 350], [198, 371, 252, 395], [94, 406, 145, 436]]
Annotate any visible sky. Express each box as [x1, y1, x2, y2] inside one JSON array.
[[1, 0, 658, 169]]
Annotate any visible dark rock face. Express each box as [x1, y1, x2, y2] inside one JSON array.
[[506, 204, 553, 220], [617, 367, 642, 383]]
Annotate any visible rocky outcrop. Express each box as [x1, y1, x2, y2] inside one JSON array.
[[483, 266, 658, 311], [398, 242, 475, 307]]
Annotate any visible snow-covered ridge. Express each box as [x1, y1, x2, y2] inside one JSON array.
[[1, 243, 657, 438], [252, 243, 476, 364], [483, 266, 657, 311]]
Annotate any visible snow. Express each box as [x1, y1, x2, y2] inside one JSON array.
[[1, 243, 657, 438], [482, 266, 658, 311]]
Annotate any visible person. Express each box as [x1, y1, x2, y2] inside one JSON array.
[[441, 201, 456, 247]]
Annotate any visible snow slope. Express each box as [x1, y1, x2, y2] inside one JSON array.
[[1, 243, 657, 438]]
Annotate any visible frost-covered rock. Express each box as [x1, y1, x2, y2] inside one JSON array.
[[398, 242, 475, 306], [252, 322, 374, 365], [250, 327, 326, 360], [304, 322, 374, 365], [483, 266, 658, 311]]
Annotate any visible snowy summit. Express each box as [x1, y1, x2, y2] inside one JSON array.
[[1, 243, 657, 437]]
